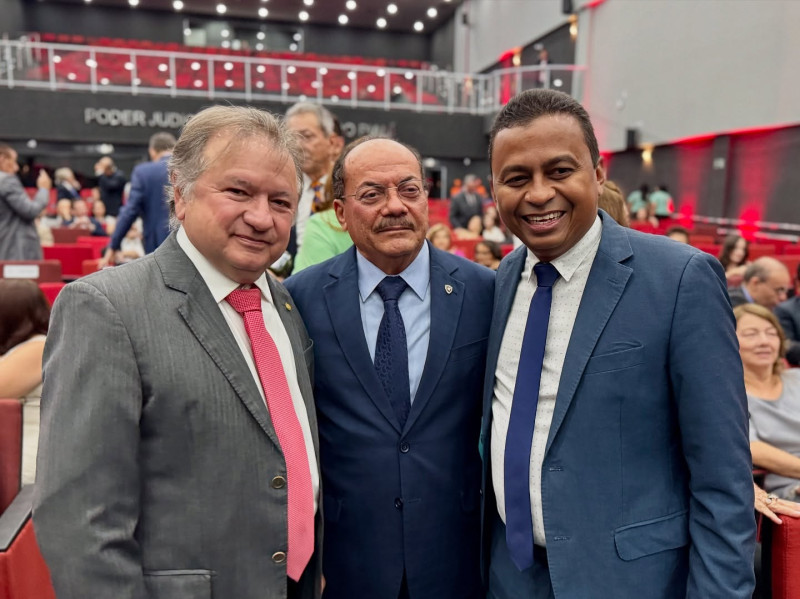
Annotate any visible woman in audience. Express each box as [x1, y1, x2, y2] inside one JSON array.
[[454, 214, 484, 240], [719, 234, 750, 284], [481, 206, 508, 243], [599, 180, 630, 227], [474, 240, 502, 270], [0, 279, 51, 485], [293, 177, 353, 273], [91, 193, 116, 235], [427, 223, 464, 257], [735, 303, 800, 504]]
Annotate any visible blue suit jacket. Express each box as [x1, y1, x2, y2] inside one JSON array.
[[480, 213, 756, 598], [111, 156, 170, 254], [286, 243, 494, 599]]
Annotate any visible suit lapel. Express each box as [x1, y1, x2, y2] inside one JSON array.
[[323, 249, 403, 433], [405, 250, 464, 432], [545, 216, 633, 454], [156, 235, 281, 449]]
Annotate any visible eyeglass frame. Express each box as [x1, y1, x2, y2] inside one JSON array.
[[338, 178, 431, 205]]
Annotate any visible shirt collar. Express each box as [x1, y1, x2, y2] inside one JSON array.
[[741, 284, 754, 304], [525, 215, 602, 284], [176, 227, 272, 305], [357, 241, 430, 302]]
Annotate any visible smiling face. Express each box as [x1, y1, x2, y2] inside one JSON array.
[[491, 114, 604, 262], [736, 312, 781, 374], [334, 138, 428, 275], [174, 131, 298, 284]]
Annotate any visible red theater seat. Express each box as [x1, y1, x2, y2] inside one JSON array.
[[451, 238, 482, 260], [748, 244, 779, 261], [50, 228, 86, 244], [76, 236, 111, 257], [42, 245, 95, 280], [0, 261, 62, 283], [765, 516, 800, 599], [38, 282, 66, 306]]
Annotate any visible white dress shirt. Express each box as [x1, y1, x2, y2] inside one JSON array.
[[295, 173, 328, 248], [177, 228, 319, 511], [491, 216, 601, 546]]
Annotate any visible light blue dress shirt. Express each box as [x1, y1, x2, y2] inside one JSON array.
[[357, 242, 431, 403]]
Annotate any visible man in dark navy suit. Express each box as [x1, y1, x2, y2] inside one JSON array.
[[286, 136, 494, 599]]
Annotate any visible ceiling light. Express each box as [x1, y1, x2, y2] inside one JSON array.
[[427, 7, 437, 18], [376, 17, 387, 28], [194, 79, 203, 87], [303, 0, 313, 5], [100, 77, 109, 85], [289, 42, 298, 51], [287, 65, 296, 74], [184, 27, 192, 35], [293, 32, 303, 41], [311, 81, 320, 89], [191, 61, 201, 70], [341, 84, 349, 93], [255, 43, 264, 50], [376, 68, 385, 77], [367, 84, 376, 93], [85, 59, 97, 68], [256, 65, 266, 73], [346, 0, 356, 9], [299, 94, 307, 101], [53, 55, 61, 63], [404, 71, 413, 79], [221, 40, 230, 48], [347, 71, 356, 80], [256, 81, 264, 88], [225, 79, 233, 87], [172, 0, 183, 10], [223, 61, 233, 70], [128, 0, 139, 6], [67, 72, 76, 80], [338, 14, 348, 24], [298, 10, 309, 21], [553, 78, 563, 88], [165, 79, 173, 86], [331, 95, 339, 102], [215, 3, 226, 13], [387, 3, 398, 14], [124, 62, 134, 70], [319, 67, 328, 75], [282, 82, 290, 90], [257, 31, 266, 40], [134, 77, 141, 85], [413, 21, 424, 31], [258, 7, 268, 17], [393, 85, 402, 94], [158, 63, 168, 72], [221, 29, 230, 38], [84, 0, 91, 3]]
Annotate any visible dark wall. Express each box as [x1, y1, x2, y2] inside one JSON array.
[[430, 15, 455, 70], [301, 25, 430, 62]]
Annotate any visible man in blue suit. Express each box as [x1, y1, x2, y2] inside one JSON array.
[[101, 132, 175, 266], [482, 90, 755, 598], [285, 137, 494, 599]]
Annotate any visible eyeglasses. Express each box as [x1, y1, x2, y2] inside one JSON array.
[[344, 179, 429, 206]]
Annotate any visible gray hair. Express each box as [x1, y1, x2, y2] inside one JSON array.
[[54, 167, 74, 185], [149, 132, 177, 154], [744, 256, 786, 283], [166, 105, 303, 230], [285, 102, 336, 137], [331, 136, 425, 201]]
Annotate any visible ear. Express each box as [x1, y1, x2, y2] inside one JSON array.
[[333, 199, 348, 232], [171, 173, 187, 221], [490, 176, 498, 208], [594, 156, 607, 193]]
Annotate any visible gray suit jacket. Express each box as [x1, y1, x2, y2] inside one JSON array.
[[0, 171, 49, 260], [33, 233, 322, 599]]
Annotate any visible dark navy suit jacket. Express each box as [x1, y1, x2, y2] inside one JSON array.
[[111, 156, 170, 254], [480, 212, 756, 598], [286, 243, 494, 599]]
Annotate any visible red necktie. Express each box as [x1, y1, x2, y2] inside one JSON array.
[[226, 287, 314, 581]]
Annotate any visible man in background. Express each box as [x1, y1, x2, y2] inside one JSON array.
[[449, 173, 484, 230], [728, 257, 790, 310], [94, 156, 126, 217], [100, 132, 175, 266]]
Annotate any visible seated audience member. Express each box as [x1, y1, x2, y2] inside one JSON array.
[[626, 183, 650, 218], [54, 167, 81, 201], [91, 193, 116, 235], [649, 184, 674, 219], [62, 198, 106, 236], [0, 279, 50, 484], [454, 214, 484, 240], [52, 198, 74, 227], [665, 225, 690, 244], [293, 177, 353, 273], [719, 234, 750, 284], [728, 257, 790, 310], [755, 481, 800, 524], [427, 223, 464, 256], [118, 219, 145, 263], [776, 264, 800, 367], [36, 208, 54, 247], [482, 206, 509, 243], [598, 180, 630, 227], [474, 240, 502, 270], [736, 303, 800, 503]]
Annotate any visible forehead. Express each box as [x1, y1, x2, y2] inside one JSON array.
[[738, 313, 775, 328], [345, 140, 420, 185], [287, 111, 322, 132], [492, 114, 590, 168]]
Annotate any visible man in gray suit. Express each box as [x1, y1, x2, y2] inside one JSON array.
[[33, 106, 322, 599], [0, 143, 52, 260]]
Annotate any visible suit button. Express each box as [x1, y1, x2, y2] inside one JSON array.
[[399, 441, 410, 453], [394, 497, 403, 509], [271, 475, 286, 489], [272, 551, 287, 564]]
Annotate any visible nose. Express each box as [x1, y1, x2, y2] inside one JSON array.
[[242, 198, 276, 231], [382, 187, 408, 215], [525, 174, 556, 205]]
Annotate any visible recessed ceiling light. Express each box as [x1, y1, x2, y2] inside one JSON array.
[[255, 43, 264, 50], [376, 17, 387, 28], [332, 95, 339, 102], [172, 0, 183, 10], [221, 40, 230, 48], [223, 61, 233, 70], [256, 65, 266, 73], [367, 84, 376, 93], [134, 77, 141, 85], [158, 63, 168, 72], [257, 31, 265, 40], [299, 94, 307, 101], [298, 10, 309, 21], [376, 68, 385, 77], [311, 81, 320, 89], [427, 7, 437, 18], [258, 7, 268, 17], [289, 42, 298, 51], [194, 79, 203, 87], [191, 61, 201, 70], [387, 3, 398, 14], [215, 3, 226, 13], [346, 0, 357, 9], [225, 79, 233, 87], [293, 32, 303, 41], [53, 55, 62, 63], [85, 59, 97, 67], [165, 78, 173, 86], [341, 84, 349, 93], [184, 27, 192, 35], [100, 77, 109, 85], [287, 65, 297, 74], [338, 14, 348, 24], [413, 20, 424, 31], [124, 62, 134, 70], [393, 85, 402, 94], [303, 0, 313, 5], [347, 71, 356, 80], [282, 82, 290, 90], [84, 0, 91, 4], [221, 29, 230, 38], [256, 81, 264, 88], [67, 72, 76, 80], [319, 67, 328, 75], [404, 71, 413, 79], [128, 0, 139, 7], [553, 78, 563, 87]]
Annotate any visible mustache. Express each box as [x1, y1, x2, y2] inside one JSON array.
[[374, 217, 415, 232]]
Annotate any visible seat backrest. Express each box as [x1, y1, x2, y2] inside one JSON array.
[[51, 228, 86, 244], [0, 261, 62, 283], [771, 515, 800, 599], [0, 400, 23, 514]]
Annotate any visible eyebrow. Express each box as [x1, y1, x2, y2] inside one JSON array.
[[356, 176, 419, 188]]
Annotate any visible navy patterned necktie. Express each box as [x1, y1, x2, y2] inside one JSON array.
[[504, 261, 560, 571], [374, 276, 410, 427]]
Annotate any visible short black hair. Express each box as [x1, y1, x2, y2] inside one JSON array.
[[488, 89, 600, 171]]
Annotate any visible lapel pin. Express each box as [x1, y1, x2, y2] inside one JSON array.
[[284, 302, 292, 311], [444, 284, 453, 295]]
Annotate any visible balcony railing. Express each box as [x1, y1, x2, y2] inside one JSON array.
[[0, 37, 586, 115]]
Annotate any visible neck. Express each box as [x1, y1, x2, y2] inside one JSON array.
[[745, 366, 777, 386], [306, 163, 330, 183]]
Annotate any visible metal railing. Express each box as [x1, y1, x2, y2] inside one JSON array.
[[0, 37, 586, 115]]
